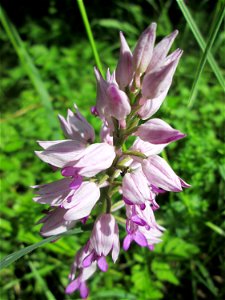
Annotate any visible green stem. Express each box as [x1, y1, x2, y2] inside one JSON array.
[[105, 193, 111, 213], [188, 2, 225, 107], [98, 174, 109, 186], [77, 0, 104, 76], [122, 150, 147, 159]]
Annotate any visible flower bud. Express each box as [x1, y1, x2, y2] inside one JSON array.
[[133, 22, 157, 74], [58, 105, 95, 143], [142, 155, 184, 192], [142, 49, 183, 100], [116, 32, 133, 89], [107, 84, 131, 120], [136, 118, 186, 144], [122, 168, 150, 205], [146, 30, 178, 72]]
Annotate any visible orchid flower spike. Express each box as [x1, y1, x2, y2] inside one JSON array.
[[33, 21, 189, 298]]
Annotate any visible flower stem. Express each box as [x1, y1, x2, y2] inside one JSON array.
[[105, 193, 111, 213], [77, 0, 104, 76]]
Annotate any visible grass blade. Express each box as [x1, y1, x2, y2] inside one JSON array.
[[176, 0, 225, 91], [0, 228, 82, 270], [0, 5, 59, 137], [29, 262, 56, 300], [77, 0, 104, 76], [188, 3, 225, 107]]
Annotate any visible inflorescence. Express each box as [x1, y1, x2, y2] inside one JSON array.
[[33, 23, 190, 299]]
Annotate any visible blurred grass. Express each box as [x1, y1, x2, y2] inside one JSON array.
[[0, 0, 224, 299], [0, 5, 59, 138]]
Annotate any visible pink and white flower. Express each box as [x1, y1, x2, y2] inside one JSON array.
[[33, 22, 190, 298]]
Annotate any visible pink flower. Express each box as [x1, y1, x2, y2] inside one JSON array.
[[66, 260, 97, 298], [33, 21, 190, 298], [135, 118, 186, 144], [141, 49, 183, 100], [37, 207, 76, 237], [133, 23, 157, 74], [82, 214, 120, 272], [36, 141, 115, 177], [94, 67, 131, 122], [142, 155, 189, 192], [122, 168, 151, 206], [58, 104, 95, 143], [123, 203, 165, 251], [72, 143, 116, 177]]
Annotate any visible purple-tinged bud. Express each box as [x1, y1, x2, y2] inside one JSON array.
[[131, 137, 167, 157], [91, 106, 99, 116], [116, 32, 133, 89], [107, 84, 131, 120], [146, 30, 179, 72], [94, 67, 108, 118], [122, 168, 150, 205], [142, 49, 183, 99], [133, 23, 157, 74], [91, 214, 120, 262], [142, 155, 185, 192], [135, 118, 186, 144]]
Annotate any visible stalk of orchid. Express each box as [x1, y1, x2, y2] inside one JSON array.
[[33, 22, 190, 299]]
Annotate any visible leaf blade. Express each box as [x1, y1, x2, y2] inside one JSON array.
[[0, 228, 82, 270]]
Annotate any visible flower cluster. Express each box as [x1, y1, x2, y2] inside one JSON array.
[[33, 23, 190, 298]]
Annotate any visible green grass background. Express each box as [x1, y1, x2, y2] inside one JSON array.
[[0, 0, 224, 299]]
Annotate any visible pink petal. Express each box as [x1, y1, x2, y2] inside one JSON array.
[[97, 256, 108, 272], [107, 84, 131, 120], [142, 49, 183, 100], [136, 118, 186, 144], [79, 282, 89, 299], [132, 138, 167, 156], [64, 182, 100, 220], [73, 143, 116, 177], [134, 231, 148, 247], [133, 23, 157, 73], [65, 278, 80, 294], [35, 140, 86, 168], [123, 234, 133, 251], [146, 30, 179, 72], [115, 31, 133, 89], [142, 155, 182, 192]]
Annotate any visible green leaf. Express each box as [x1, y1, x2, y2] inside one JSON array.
[[0, 5, 59, 138], [94, 19, 138, 35], [151, 260, 180, 285], [94, 290, 136, 299], [156, 235, 200, 259], [188, 3, 225, 107], [0, 228, 82, 270], [194, 261, 218, 296], [205, 221, 225, 236], [176, 0, 225, 90]]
